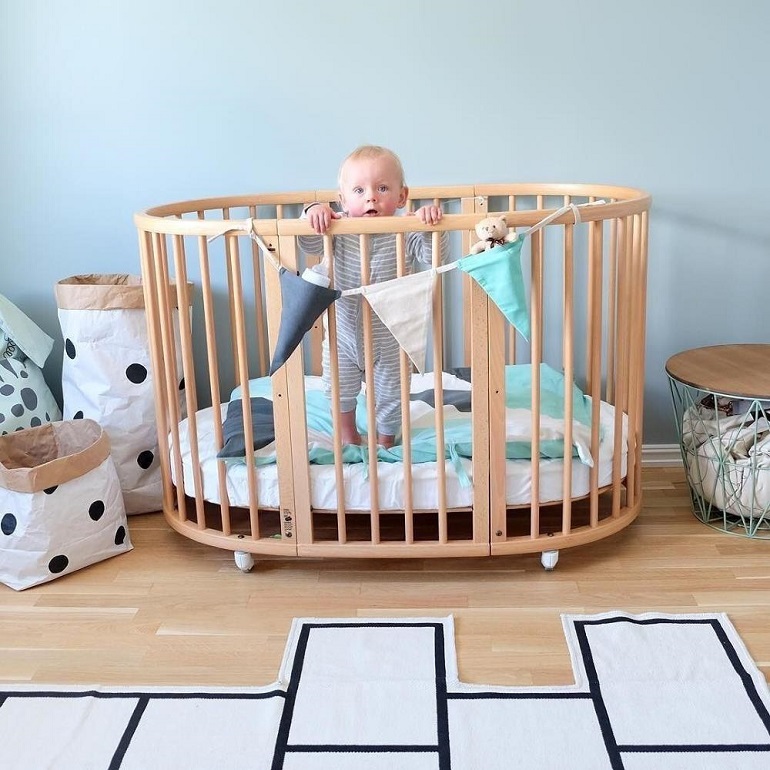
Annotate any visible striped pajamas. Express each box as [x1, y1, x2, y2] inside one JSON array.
[[299, 229, 447, 436]]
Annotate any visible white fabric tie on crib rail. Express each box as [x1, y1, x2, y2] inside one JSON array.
[[205, 219, 283, 270]]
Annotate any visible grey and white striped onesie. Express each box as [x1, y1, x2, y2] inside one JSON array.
[[299, 228, 448, 435]]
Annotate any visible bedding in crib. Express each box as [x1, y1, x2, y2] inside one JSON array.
[[221, 364, 597, 469], [169, 364, 626, 511]]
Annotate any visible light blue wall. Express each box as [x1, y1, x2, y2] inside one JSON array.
[[2, 0, 769, 443]]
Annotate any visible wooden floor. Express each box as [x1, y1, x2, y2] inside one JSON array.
[[1, 466, 768, 688]]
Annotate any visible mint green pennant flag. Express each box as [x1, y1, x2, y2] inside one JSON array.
[[456, 239, 530, 340]]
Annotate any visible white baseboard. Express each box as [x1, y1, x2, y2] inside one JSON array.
[[642, 444, 682, 467]]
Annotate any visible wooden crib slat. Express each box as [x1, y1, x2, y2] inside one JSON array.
[[529, 228, 543, 537], [561, 221, 574, 535], [228, 234, 261, 539], [506, 195, 518, 365], [396, 233, 414, 542], [431, 230, 448, 543], [487, 300, 507, 539], [610, 217, 629, 518], [277, 235, 313, 543], [196, 232, 231, 534], [471, 280, 492, 547], [304, 251, 324, 377], [152, 232, 187, 523], [323, 234, 348, 543], [587, 219, 604, 527], [623, 215, 640, 507], [634, 211, 650, 501], [222, 208, 241, 386], [138, 230, 175, 518], [359, 234, 381, 542], [606, 215, 618, 404], [172, 235, 207, 530], [461, 196, 478, 365], [264, 238, 299, 546], [248, 205, 269, 376]]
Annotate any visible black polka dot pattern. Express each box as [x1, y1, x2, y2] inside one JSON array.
[[137, 450, 154, 469], [89, 500, 105, 521], [6, 485, 128, 588], [48, 554, 69, 574], [65, 339, 76, 359], [20, 388, 37, 410], [73, 410, 84, 419], [178, 377, 185, 391], [1, 513, 16, 535], [125, 363, 148, 384], [0, 354, 59, 436]]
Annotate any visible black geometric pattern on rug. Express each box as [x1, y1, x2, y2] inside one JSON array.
[[0, 616, 768, 769]]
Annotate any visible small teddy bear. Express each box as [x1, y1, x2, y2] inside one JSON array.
[[470, 215, 519, 254]]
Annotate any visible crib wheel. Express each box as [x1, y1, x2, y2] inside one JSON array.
[[234, 550, 255, 573], [540, 550, 559, 571]]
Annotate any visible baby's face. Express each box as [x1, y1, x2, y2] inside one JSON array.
[[338, 156, 407, 218]]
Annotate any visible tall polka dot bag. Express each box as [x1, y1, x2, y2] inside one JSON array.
[[0, 418, 131, 590], [55, 275, 190, 515]]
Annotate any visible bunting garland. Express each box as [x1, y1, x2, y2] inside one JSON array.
[[456, 239, 530, 340], [268, 268, 341, 375], [360, 270, 437, 373], [250, 200, 603, 374]]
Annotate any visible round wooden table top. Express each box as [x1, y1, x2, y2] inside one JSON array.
[[665, 344, 770, 399]]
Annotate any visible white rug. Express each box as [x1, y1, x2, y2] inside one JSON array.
[[1, 612, 769, 769]]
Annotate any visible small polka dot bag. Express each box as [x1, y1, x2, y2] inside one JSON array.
[[0, 418, 131, 590], [55, 275, 190, 515]]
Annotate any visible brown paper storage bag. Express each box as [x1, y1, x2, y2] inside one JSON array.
[[0, 419, 131, 590], [55, 274, 190, 515]]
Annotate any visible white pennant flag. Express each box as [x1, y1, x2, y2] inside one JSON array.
[[361, 270, 437, 373]]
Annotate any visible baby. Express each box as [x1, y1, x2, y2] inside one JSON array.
[[299, 145, 447, 448]]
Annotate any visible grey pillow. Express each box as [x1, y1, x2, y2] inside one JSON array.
[[217, 397, 275, 458], [411, 389, 472, 412]]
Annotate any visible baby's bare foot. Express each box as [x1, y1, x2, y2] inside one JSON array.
[[340, 429, 362, 446], [378, 433, 395, 449]]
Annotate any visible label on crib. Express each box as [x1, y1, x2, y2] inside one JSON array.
[[282, 508, 294, 538]]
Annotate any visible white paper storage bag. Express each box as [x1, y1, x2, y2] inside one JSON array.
[[55, 274, 189, 514], [0, 419, 131, 591]]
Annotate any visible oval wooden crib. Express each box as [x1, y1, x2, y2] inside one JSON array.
[[134, 183, 650, 571]]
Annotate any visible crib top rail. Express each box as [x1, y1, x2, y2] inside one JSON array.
[[134, 183, 650, 236]]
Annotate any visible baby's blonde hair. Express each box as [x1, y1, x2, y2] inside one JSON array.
[[338, 145, 406, 188]]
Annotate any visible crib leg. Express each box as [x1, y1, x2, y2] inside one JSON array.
[[540, 550, 559, 571], [234, 551, 255, 573]]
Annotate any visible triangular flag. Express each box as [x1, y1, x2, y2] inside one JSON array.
[[456, 240, 530, 340], [269, 268, 341, 375], [361, 270, 437, 373]]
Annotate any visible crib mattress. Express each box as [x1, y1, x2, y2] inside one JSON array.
[[170, 374, 627, 511]]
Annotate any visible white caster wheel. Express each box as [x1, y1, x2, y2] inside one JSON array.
[[234, 550, 255, 573], [540, 549, 559, 571]]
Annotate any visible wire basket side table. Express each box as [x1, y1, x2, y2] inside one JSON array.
[[666, 344, 770, 539]]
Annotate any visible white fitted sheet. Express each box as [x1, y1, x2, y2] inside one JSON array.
[[170, 374, 627, 511]]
